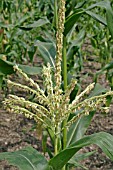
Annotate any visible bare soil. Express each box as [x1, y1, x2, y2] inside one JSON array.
[[0, 59, 113, 170]]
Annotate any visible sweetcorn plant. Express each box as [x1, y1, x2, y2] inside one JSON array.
[[0, 0, 113, 170]]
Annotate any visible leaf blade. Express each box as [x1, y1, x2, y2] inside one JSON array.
[[49, 132, 113, 169], [0, 59, 41, 75], [0, 146, 49, 170], [67, 111, 95, 146]]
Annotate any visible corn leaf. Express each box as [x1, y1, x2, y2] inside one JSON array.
[[0, 146, 49, 170], [49, 132, 113, 169], [89, 83, 107, 98], [86, 1, 113, 38], [67, 29, 85, 60], [106, 2, 113, 38], [0, 58, 14, 75], [96, 61, 113, 76], [19, 65, 41, 75], [86, 11, 107, 25], [0, 58, 41, 75], [69, 151, 96, 163], [19, 17, 49, 30], [67, 111, 95, 146], [68, 151, 96, 170], [64, 9, 84, 36], [34, 40, 55, 68], [64, 1, 113, 37]]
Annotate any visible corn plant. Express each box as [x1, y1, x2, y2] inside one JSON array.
[[33, 0, 113, 84], [0, 0, 113, 170], [0, 0, 51, 62], [0, 0, 52, 88]]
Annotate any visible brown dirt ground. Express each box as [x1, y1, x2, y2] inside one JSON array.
[[0, 59, 113, 170]]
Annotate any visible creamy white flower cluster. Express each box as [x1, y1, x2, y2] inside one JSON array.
[[55, 0, 65, 95], [3, 65, 113, 135]]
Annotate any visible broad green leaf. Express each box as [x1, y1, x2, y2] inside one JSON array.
[[89, 83, 107, 98], [0, 59, 41, 75], [96, 61, 113, 76], [67, 111, 95, 146], [67, 29, 85, 59], [43, 31, 56, 44], [64, 0, 113, 36], [66, 24, 78, 43], [68, 161, 88, 170], [85, 11, 107, 26], [86, 1, 110, 10], [69, 151, 96, 163], [66, 0, 86, 17], [34, 40, 55, 68], [49, 132, 113, 170], [64, 9, 84, 36], [0, 146, 48, 170], [75, 1, 87, 9], [68, 151, 96, 170], [19, 65, 41, 75], [106, 2, 113, 38], [19, 17, 49, 30], [0, 58, 14, 75], [86, 1, 113, 38]]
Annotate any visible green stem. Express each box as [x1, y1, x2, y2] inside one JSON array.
[[54, 137, 58, 155], [54, 127, 58, 156]]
